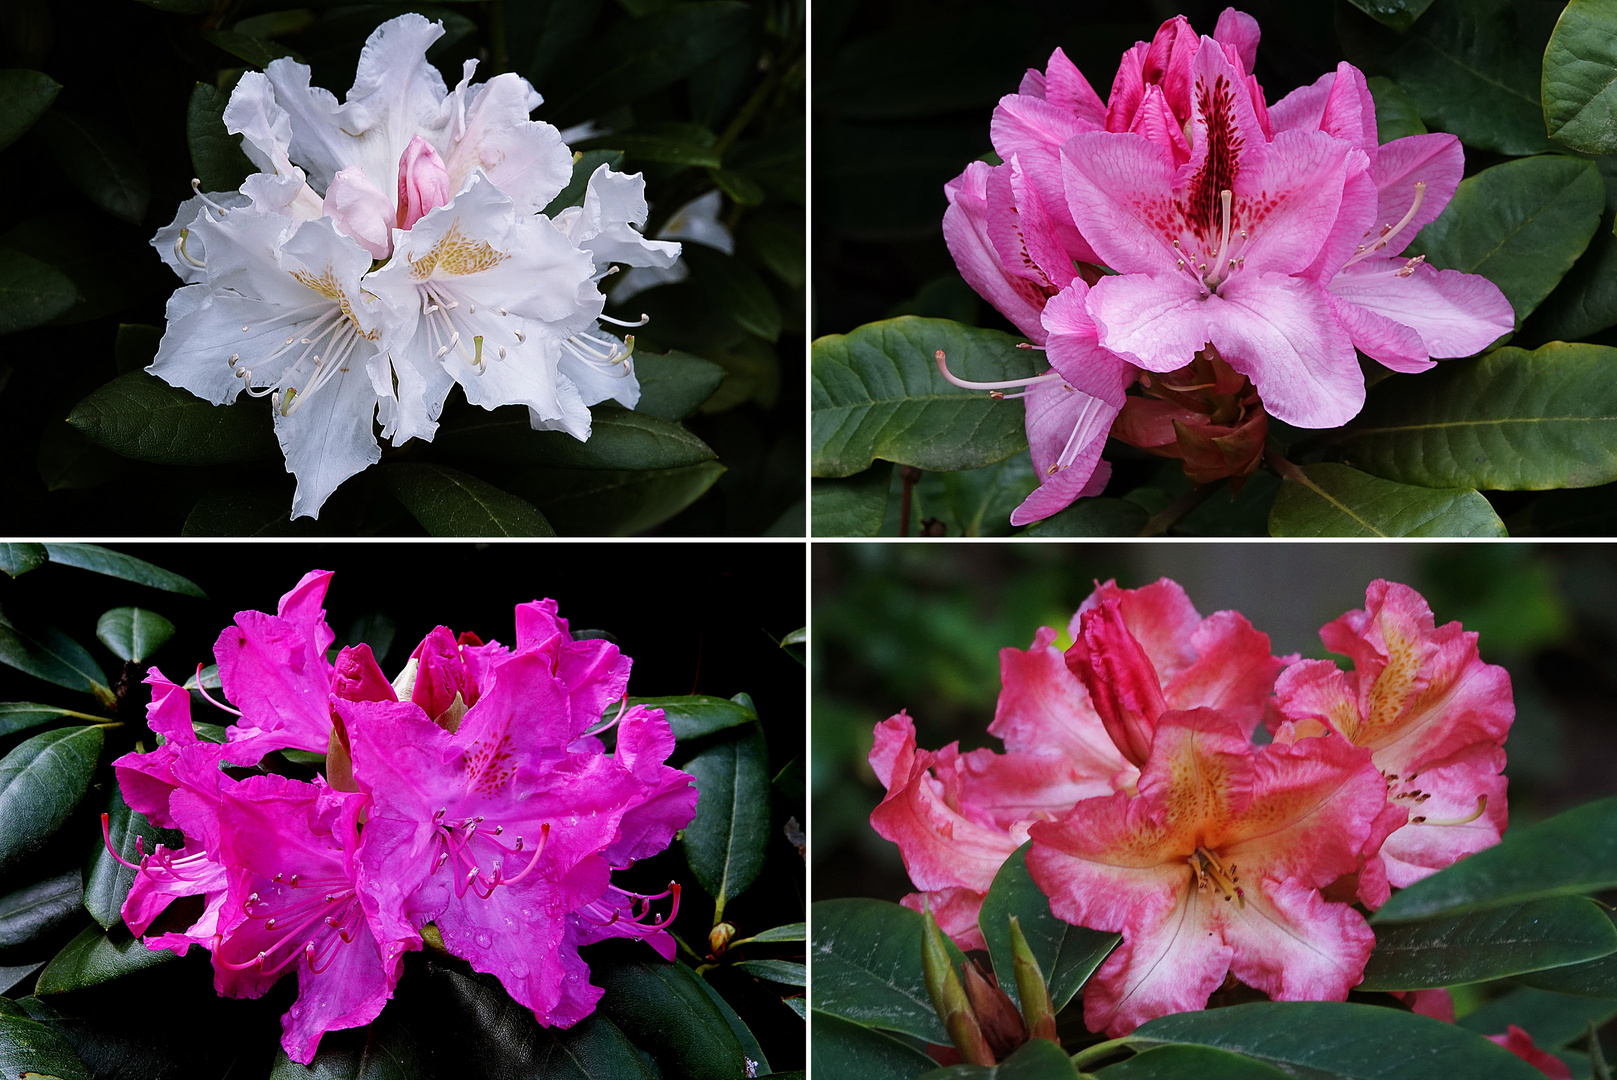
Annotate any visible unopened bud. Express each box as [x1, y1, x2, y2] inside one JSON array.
[[922, 908, 995, 1066], [710, 921, 736, 955], [961, 959, 1026, 1058], [1008, 916, 1059, 1044]]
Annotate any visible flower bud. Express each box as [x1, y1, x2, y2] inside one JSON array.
[[397, 135, 452, 231], [1067, 600, 1165, 769], [1111, 348, 1268, 488], [1007, 917, 1059, 1044], [922, 908, 995, 1066]]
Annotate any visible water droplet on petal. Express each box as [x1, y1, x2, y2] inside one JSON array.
[[475, 933, 492, 949], [510, 960, 529, 978]]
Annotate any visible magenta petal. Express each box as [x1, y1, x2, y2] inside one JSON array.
[[332, 644, 396, 703], [944, 162, 1054, 341], [1010, 380, 1120, 526], [215, 571, 337, 764], [1329, 257, 1515, 358], [411, 625, 478, 718], [1042, 47, 1107, 124], [1213, 8, 1261, 73], [1373, 133, 1465, 257]]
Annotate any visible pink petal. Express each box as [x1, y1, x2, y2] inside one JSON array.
[[1072, 578, 1203, 683], [1083, 885, 1231, 1036], [1060, 130, 1181, 275], [1041, 281, 1135, 400], [1181, 34, 1269, 197], [1067, 599, 1169, 768], [1329, 257, 1515, 358], [1006, 154, 1084, 288], [1042, 47, 1107, 125], [1222, 874, 1374, 1004], [1010, 379, 1119, 526], [1106, 43, 1150, 132], [1373, 134, 1465, 257], [395, 134, 452, 231], [1164, 610, 1284, 736], [1489, 1026, 1574, 1080], [990, 626, 1133, 792], [1213, 8, 1262, 73], [324, 165, 396, 260], [1267, 71, 1334, 134], [1329, 290, 1433, 373], [332, 644, 396, 703], [1227, 130, 1353, 276], [1380, 744, 1508, 888], [943, 161, 1052, 342]]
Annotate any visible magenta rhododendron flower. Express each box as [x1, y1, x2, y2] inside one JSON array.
[[107, 575, 695, 1065]]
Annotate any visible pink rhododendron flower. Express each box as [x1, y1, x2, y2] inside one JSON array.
[[1489, 1026, 1574, 1080], [1272, 580, 1512, 898], [1027, 708, 1387, 1037]]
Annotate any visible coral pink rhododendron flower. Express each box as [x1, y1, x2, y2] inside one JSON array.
[[1488, 1026, 1574, 1080], [939, 8, 1513, 525], [107, 575, 695, 1065]]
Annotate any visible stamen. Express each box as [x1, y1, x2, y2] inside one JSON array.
[[194, 663, 242, 716], [1411, 795, 1487, 827], [599, 312, 651, 328], [190, 180, 231, 217], [175, 229, 206, 269], [100, 814, 144, 870], [1344, 182, 1427, 268], [934, 349, 1064, 392]]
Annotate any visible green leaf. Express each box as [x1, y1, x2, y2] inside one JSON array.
[[595, 956, 750, 1080], [510, 461, 725, 535], [1407, 155, 1605, 327], [187, 82, 254, 194], [94, 607, 175, 664], [1339, 343, 1617, 491], [709, 167, 766, 205], [1267, 463, 1506, 537], [1096, 1045, 1294, 1080], [812, 317, 1037, 477], [810, 897, 965, 1043], [0, 69, 61, 151], [36, 111, 150, 224], [380, 464, 555, 537], [0, 623, 110, 699], [812, 469, 890, 536], [978, 844, 1119, 1013], [182, 488, 320, 537], [684, 963, 772, 1073], [1358, 896, 1617, 989], [1347, 0, 1437, 33], [683, 243, 782, 343], [0, 963, 41, 996], [936, 455, 1040, 537], [435, 408, 715, 470], [1522, 156, 1617, 343], [266, 1014, 424, 1080], [588, 132, 723, 168], [745, 922, 806, 944], [621, 695, 756, 741], [1377, 797, 1617, 921], [0, 703, 97, 738], [632, 351, 726, 421], [811, 1011, 936, 1080], [0, 997, 90, 1080], [1513, 910, 1617, 996], [0, 542, 46, 577], [35, 923, 173, 994], [83, 786, 180, 932], [0, 247, 78, 335], [1130, 1001, 1545, 1079], [733, 959, 806, 986], [0, 871, 81, 948], [682, 723, 770, 911], [917, 1037, 1081, 1080], [1543, 0, 1617, 153], [744, 211, 806, 290], [1460, 987, 1617, 1047], [42, 544, 205, 596], [200, 30, 300, 69], [1019, 497, 1151, 537], [1367, 76, 1428, 141], [0, 727, 103, 874], [540, 149, 626, 217], [67, 370, 280, 465]]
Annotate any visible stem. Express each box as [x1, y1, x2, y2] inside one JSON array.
[[1070, 1037, 1138, 1071], [899, 466, 922, 537], [1139, 480, 1222, 536]]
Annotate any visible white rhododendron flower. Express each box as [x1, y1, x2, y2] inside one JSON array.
[[148, 13, 680, 518]]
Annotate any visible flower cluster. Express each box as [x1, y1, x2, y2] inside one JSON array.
[[109, 571, 696, 1064], [870, 578, 1511, 1036], [941, 9, 1514, 525], [151, 15, 680, 518]]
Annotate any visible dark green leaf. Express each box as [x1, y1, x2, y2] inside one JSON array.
[[1543, 0, 1617, 153], [1460, 987, 1617, 1047], [380, 464, 555, 537], [744, 211, 806, 290], [0, 542, 46, 577], [709, 167, 766, 205], [734, 959, 806, 986], [342, 613, 396, 667], [813, 317, 1038, 477], [1347, 0, 1437, 32], [683, 243, 782, 343], [595, 956, 750, 1080], [182, 488, 321, 537], [745, 922, 806, 944], [1367, 76, 1428, 141], [939, 455, 1039, 537], [1340, 343, 1617, 490], [1522, 156, 1617, 343], [35, 923, 173, 994], [36, 421, 129, 493], [1131, 1001, 1544, 1079], [683, 723, 770, 909], [1096, 1045, 1293, 1080], [1268, 463, 1506, 537], [621, 695, 756, 741], [36, 111, 150, 224], [632, 351, 726, 421], [540, 150, 626, 217], [1408, 155, 1604, 327], [588, 132, 722, 168], [267, 1017, 424, 1080], [84, 786, 180, 932], [0, 871, 81, 948], [187, 82, 254, 194], [0, 247, 78, 335], [200, 30, 300, 69], [1359, 896, 1617, 989], [0, 996, 90, 1080], [0, 623, 110, 699], [94, 607, 175, 664], [812, 469, 890, 536], [0, 963, 41, 996], [0, 703, 99, 739], [1019, 497, 1151, 537], [41, 544, 205, 597], [516, 0, 607, 90], [684, 963, 772, 1074], [1378, 797, 1617, 921], [810, 897, 965, 1043], [67, 371, 279, 465], [0, 69, 61, 151], [510, 461, 725, 535], [1515, 910, 1617, 996], [917, 1037, 1080, 1080], [435, 408, 715, 470], [0, 727, 103, 874], [978, 844, 1119, 1013], [811, 1011, 935, 1080]]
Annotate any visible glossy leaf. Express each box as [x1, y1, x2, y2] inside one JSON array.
[[94, 607, 175, 664], [36, 111, 150, 224], [1268, 463, 1504, 536], [979, 845, 1119, 1013], [0, 622, 110, 698], [918, 1038, 1081, 1080], [682, 722, 770, 910], [1367, 76, 1427, 142], [0, 69, 61, 151], [41, 543, 205, 596], [0, 963, 41, 996], [1408, 155, 1604, 327], [200, 30, 299, 69], [810, 897, 965, 1044], [1130, 1001, 1544, 1079], [597, 132, 723, 169], [266, 1019, 424, 1080], [1340, 344, 1617, 491], [683, 242, 781, 343], [0, 997, 90, 1080], [187, 82, 254, 194], [812, 317, 1038, 477], [812, 470, 889, 536], [812, 1011, 936, 1080], [0, 727, 103, 873], [68, 371, 279, 465], [1513, 909, 1617, 996], [621, 695, 756, 741], [745, 922, 806, 944], [1543, 0, 1617, 153], [937, 455, 1040, 537], [84, 786, 180, 932], [1347, 0, 1437, 33], [1097, 1045, 1294, 1080], [0, 703, 99, 739], [734, 959, 806, 986], [595, 955, 750, 1080], [1460, 987, 1617, 1047], [35, 923, 173, 994], [0, 247, 78, 335], [685, 964, 772, 1074], [1020, 497, 1151, 537], [512, 461, 725, 535], [1523, 156, 1617, 343], [435, 409, 716, 470], [1358, 896, 1617, 989], [381, 463, 555, 537], [632, 351, 727, 421], [0, 871, 81, 948], [0, 542, 46, 577], [1377, 797, 1617, 921], [540, 149, 626, 216]]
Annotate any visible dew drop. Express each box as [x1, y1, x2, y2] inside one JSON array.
[[510, 960, 529, 978], [475, 933, 493, 949]]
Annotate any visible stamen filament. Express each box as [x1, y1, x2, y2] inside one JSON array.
[[935, 350, 1064, 391]]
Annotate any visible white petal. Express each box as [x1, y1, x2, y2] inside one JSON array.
[[277, 355, 384, 520], [150, 193, 247, 284], [445, 72, 571, 215], [325, 166, 396, 259], [563, 165, 682, 273], [559, 350, 640, 409], [526, 372, 593, 440]]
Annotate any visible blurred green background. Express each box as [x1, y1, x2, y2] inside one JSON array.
[[812, 543, 1616, 905]]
